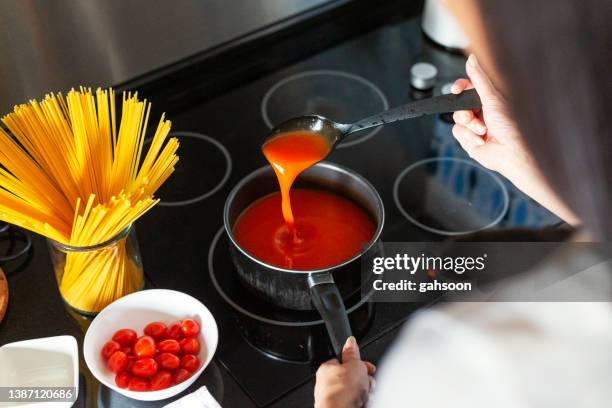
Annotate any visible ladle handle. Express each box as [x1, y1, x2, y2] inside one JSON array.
[[344, 88, 481, 136], [308, 273, 353, 361]]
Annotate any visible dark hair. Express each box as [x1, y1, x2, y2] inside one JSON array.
[[476, 0, 611, 240]]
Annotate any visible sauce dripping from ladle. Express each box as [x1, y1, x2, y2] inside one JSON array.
[[262, 131, 331, 236]]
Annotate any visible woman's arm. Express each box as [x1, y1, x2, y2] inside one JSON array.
[[451, 54, 579, 225]]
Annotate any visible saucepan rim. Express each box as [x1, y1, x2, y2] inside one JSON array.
[[223, 161, 385, 275]]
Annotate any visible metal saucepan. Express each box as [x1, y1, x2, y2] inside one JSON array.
[[223, 162, 384, 358]]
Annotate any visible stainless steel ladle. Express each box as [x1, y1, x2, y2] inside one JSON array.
[[264, 88, 481, 148]]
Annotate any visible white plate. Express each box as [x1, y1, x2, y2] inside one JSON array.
[[0, 335, 79, 408], [83, 289, 218, 401]]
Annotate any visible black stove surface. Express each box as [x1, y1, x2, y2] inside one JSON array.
[[132, 17, 559, 407], [0, 14, 561, 408]]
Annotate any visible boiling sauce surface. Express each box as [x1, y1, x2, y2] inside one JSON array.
[[233, 189, 375, 270], [233, 131, 375, 270]]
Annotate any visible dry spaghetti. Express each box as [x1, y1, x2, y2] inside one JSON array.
[[0, 88, 179, 312]]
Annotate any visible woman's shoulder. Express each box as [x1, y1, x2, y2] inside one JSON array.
[[371, 301, 612, 408], [371, 239, 612, 407]]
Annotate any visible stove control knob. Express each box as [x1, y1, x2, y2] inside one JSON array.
[[410, 62, 438, 90]]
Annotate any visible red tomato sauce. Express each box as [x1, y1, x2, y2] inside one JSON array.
[[233, 188, 375, 270], [261, 131, 331, 228], [234, 131, 375, 270]]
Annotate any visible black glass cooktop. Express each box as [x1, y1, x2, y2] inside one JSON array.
[[0, 13, 560, 408], [131, 17, 559, 407]]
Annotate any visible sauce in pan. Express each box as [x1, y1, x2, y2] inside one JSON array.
[[233, 131, 374, 270], [233, 189, 374, 270]]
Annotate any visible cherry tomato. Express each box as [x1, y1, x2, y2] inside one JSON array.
[[180, 319, 200, 337], [107, 351, 128, 374], [181, 354, 201, 372], [179, 337, 200, 355], [112, 329, 138, 347], [128, 377, 150, 392], [144, 322, 167, 341], [167, 321, 183, 340], [101, 340, 120, 360], [134, 335, 156, 358], [173, 368, 191, 384], [131, 358, 158, 378], [126, 356, 136, 372], [156, 352, 180, 370], [115, 371, 131, 389], [150, 370, 173, 391], [121, 347, 132, 356], [158, 339, 180, 354]]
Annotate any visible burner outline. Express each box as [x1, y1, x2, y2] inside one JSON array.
[[149, 132, 232, 207], [393, 157, 509, 236], [208, 226, 372, 327], [261, 70, 389, 148], [0, 227, 32, 263]]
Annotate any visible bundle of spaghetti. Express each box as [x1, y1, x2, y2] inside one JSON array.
[[0, 87, 179, 312]]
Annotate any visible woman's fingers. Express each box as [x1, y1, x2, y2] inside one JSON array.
[[452, 123, 485, 146], [453, 111, 487, 135], [365, 361, 376, 375], [466, 54, 499, 102], [453, 109, 474, 124], [319, 358, 339, 368], [341, 336, 360, 362], [451, 78, 473, 94], [465, 115, 487, 135], [452, 124, 485, 157], [452, 75, 486, 135]]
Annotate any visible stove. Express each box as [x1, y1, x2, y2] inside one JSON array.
[[0, 5, 562, 408], [130, 16, 559, 408]]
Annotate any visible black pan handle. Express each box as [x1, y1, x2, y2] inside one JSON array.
[[308, 272, 353, 361]]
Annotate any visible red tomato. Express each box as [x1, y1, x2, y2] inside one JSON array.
[[179, 337, 200, 355], [134, 335, 156, 358], [173, 368, 191, 384], [128, 377, 150, 392], [126, 356, 136, 372], [131, 358, 158, 378], [115, 371, 131, 389], [180, 319, 200, 337], [144, 322, 167, 341], [112, 329, 137, 347], [121, 347, 132, 356], [101, 340, 120, 360], [167, 321, 183, 340], [181, 354, 201, 372], [156, 352, 180, 370], [158, 339, 180, 354], [150, 370, 173, 391], [107, 351, 128, 374]]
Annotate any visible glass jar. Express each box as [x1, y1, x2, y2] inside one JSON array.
[[47, 225, 143, 315]]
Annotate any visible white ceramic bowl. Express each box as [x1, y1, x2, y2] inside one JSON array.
[[84, 289, 218, 401]]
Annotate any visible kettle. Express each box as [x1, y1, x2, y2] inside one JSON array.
[[421, 0, 469, 51]]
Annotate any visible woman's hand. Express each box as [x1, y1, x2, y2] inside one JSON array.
[[452, 54, 579, 225], [451, 54, 533, 180], [314, 336, 376, 408]]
